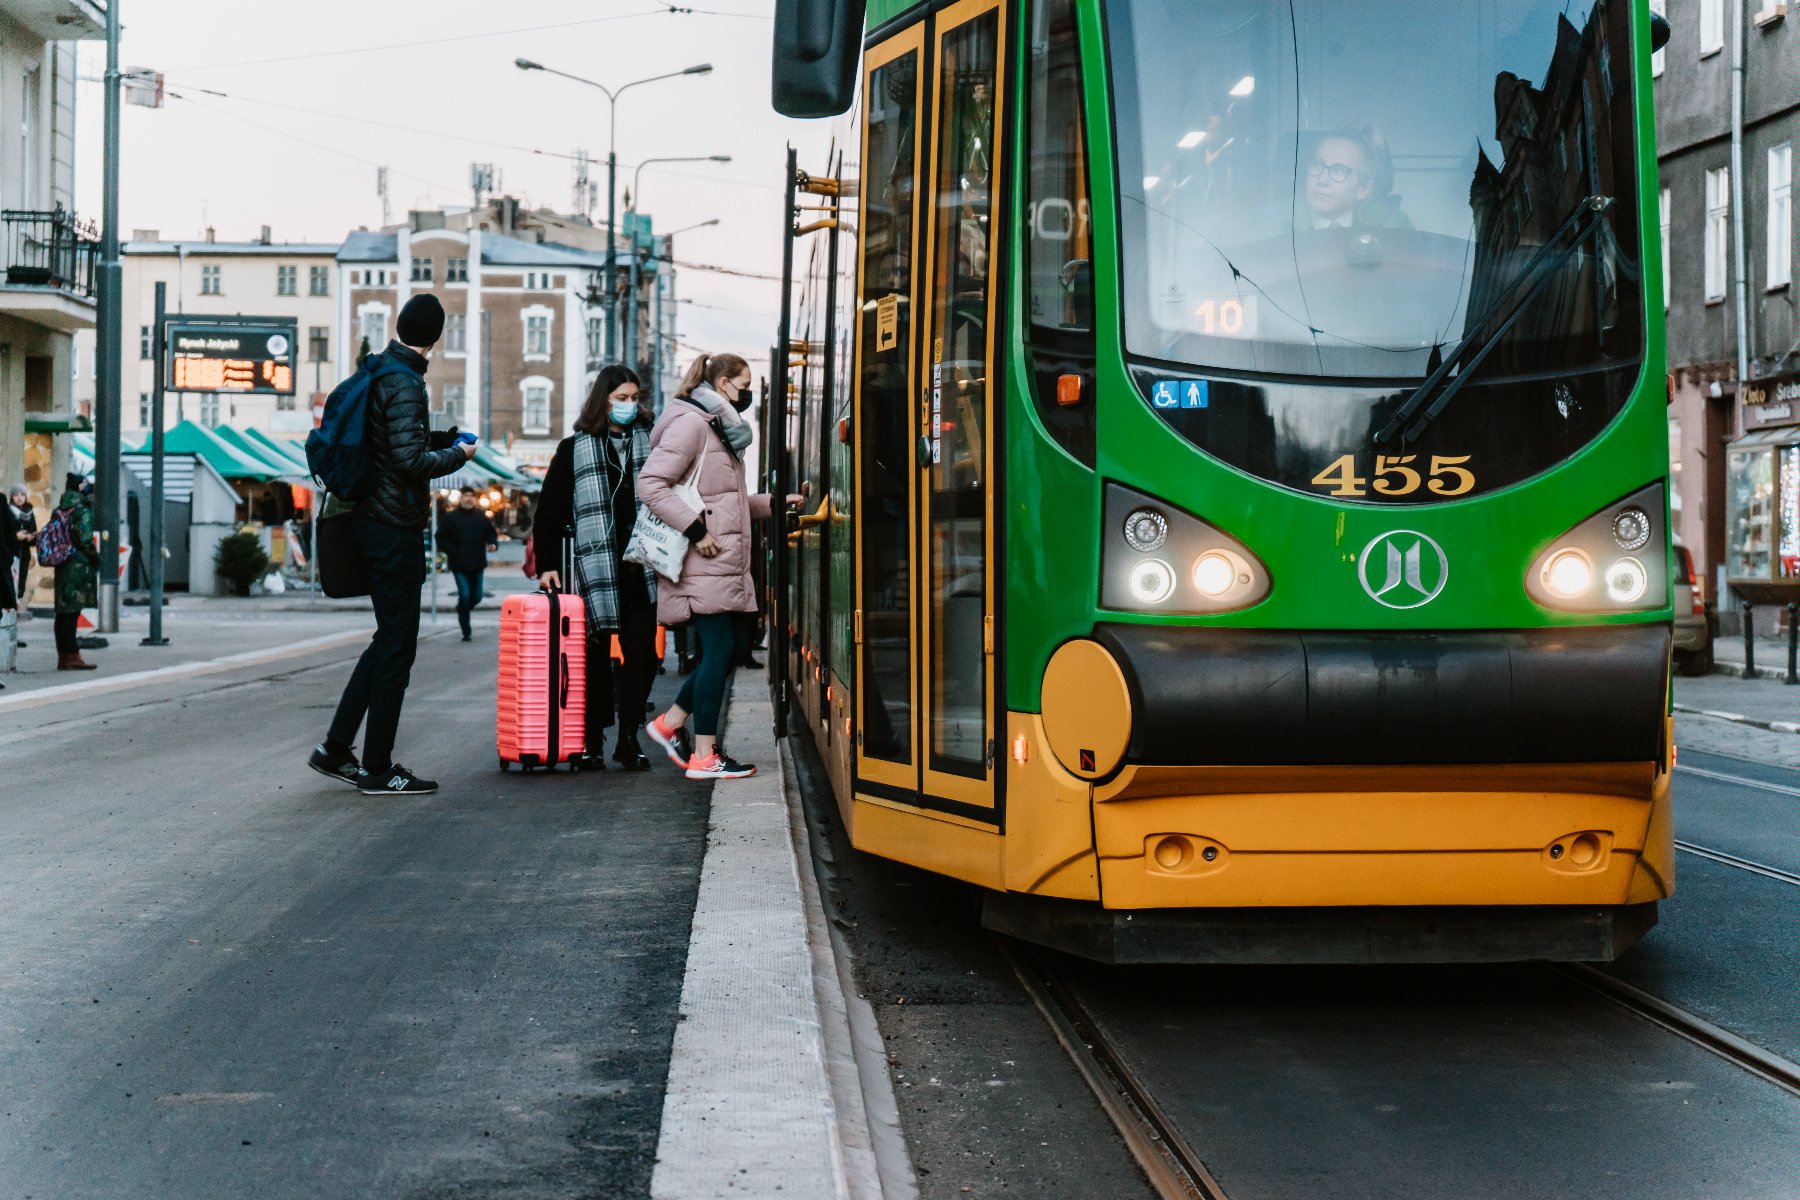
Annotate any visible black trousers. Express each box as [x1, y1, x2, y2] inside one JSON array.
[[327, 518, 424, 772], [588, 599, 658, 747], [54, 611, 78, 655]]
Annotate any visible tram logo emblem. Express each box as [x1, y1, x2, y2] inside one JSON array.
[[1358, 530, 1448, 609]]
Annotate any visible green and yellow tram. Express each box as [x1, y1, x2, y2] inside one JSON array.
[[763, 0, 1675, 961]]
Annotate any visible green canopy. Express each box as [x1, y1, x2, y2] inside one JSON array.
[[157, 421, 284, 482], [241, 427, 313, 475], [212, 426, 307, 480], [471, 443, 538, 490]]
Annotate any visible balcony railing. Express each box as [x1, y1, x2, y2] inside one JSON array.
[[3, 206, 99, 299]]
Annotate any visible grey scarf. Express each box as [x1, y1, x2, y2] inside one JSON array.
[[687, 384, 754, 456]]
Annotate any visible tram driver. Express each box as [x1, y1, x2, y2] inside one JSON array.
[[1295, 125, 1411, 231]]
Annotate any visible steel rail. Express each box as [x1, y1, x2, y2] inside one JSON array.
[[1674, 840, 1800, 886], [1562, 965, 1800, 1097], [998, 938, 1229, 1200], [1674, 763, 1794, 797]]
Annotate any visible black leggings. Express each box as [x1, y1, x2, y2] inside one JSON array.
[[54, 612, 79, 655], [672, 613, 735, 737], [588, 601, 659, 744]]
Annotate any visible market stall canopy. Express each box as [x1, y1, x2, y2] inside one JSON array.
[[152, 422, 287, 482], [241, 428, 314, 476], [211, 425, 309, 482]]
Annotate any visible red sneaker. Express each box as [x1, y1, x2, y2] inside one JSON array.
[[684, 751, 756, 780], [646, 713, 692, 768]]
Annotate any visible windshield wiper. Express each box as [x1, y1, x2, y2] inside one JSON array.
[[1375, 195, 1615, 446]]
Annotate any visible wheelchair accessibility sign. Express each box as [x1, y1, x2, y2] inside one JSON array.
[[1151, 379, 1209, 410]]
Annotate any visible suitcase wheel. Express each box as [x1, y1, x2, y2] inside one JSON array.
[[499, 758, 511, 772], [569, 759, 582, 774]]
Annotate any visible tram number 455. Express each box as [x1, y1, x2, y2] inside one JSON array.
[[1310, 454, 1475, 498]]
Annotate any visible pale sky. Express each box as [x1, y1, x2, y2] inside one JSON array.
[[72, 0, 839, 368]]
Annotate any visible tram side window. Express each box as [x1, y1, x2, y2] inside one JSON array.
[[857, 51, 922, 765], [1027, 0, 1092, 337], [1025, 0, 1096, 464]]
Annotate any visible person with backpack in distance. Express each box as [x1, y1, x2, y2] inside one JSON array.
[[40, 473, 99, 671], [533, 365, 658, 772], [9, 485, 35, 613], [307, 294, 477, 795], [638, 352, 796, 781], [436, 489, 499, 642]]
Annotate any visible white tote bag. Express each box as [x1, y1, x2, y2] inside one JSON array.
[[624, 441, 707, 583]]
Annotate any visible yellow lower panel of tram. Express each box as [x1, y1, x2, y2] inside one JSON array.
[[1090, 757, 1673, 910]]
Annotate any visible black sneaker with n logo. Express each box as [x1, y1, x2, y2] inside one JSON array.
[[359, 764, 439, 795], [308, 742, 368, 789]]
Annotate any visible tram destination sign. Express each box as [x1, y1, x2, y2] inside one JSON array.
[[164, 317, 297, 395]]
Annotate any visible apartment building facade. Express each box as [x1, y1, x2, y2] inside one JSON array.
[[72, 231, 342, 435], [338, 213, 605, 469], [1655, 0, 1799, 617], [0, 0, 102, 512]]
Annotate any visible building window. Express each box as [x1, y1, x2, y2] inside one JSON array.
[[277, 264, 297, 296], [1659, 186, 1672, 311], [586, 316, 603, 363], [444, 312, 467, 353], [441, 382, 466, 424], [1650, 0, 1666, 76], [523, 382, 552, 434], [310, 265, 330, 296], [138, 393, 151, 427], [360, 305, 389, 349], [446, 257, 468, 283], [200, 394, 221, 427], [201, 264, 221, 295], [527, 271, 555, 290], [140, 325, 153, 359], [526, 313, 552, 358], [1704, 168, 1730, 302], [1700, 0, 1724, 54], [1770, 145, 1793, 290], [411, 258, 433, 284], [309, 325, 330, 362]]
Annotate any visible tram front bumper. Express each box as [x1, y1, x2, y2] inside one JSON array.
[[1031, 623, 1674, 912]]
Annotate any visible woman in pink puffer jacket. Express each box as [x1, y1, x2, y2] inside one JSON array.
[[639, 352, 781, 781]]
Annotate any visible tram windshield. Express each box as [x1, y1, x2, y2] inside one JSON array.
[[1107, 0, 1644, 385]]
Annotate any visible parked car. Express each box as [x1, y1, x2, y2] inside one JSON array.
[[1673, 542, 1713, 676]]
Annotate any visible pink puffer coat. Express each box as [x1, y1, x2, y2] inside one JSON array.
[[637, 388, 771, 625]]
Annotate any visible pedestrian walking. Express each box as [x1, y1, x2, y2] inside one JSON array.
[[309, 294, 478, 796], [533, 365, 658, 772], [639, 352, 795, 781], [436, 490, 499, 641], [9, 485, 35, 611], [48, 474, 98, 671]]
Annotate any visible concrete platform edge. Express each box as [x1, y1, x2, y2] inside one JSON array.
[[783, 737, 921, 1200], [650, 675, 854, 1200]]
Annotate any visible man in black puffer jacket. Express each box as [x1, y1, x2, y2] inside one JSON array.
[[310, 294, 476, 796]]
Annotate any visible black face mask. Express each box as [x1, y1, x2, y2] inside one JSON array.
[[730, 383, 753, 413]]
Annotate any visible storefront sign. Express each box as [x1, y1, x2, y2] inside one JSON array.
[[1742, 371, 1800, 432]]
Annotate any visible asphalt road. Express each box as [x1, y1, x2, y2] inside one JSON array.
[[0, 634, 710, 1199]]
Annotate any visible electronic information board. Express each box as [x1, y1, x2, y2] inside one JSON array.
[[165, 318, 298, 395]]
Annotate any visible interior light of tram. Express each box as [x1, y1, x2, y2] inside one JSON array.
[[1228, 75, 1255, 97], [1178, 130, 1208, 149]]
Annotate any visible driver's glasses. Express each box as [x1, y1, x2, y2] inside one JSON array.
[[1307, 160, 1360, 184]]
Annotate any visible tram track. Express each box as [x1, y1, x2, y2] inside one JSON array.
[[1561, 964, 1800, 1097], [1674, 840, 1800, 885], [998, 937, 1229, 1200], [1674, 762, 1793, 796]]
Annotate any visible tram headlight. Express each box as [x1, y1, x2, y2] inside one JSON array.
[[1103, 483, 1271, 614], [1542, 549, 1593, 599], [1605, 557, 1648, 604], [1127, 559, 1177, 605], [1525, 483, 1668, 613]]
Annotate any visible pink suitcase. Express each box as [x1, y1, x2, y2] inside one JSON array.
[[497, 588, 587, 771]]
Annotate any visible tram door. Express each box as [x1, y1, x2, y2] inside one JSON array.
[[853, 1, 1003, 815]]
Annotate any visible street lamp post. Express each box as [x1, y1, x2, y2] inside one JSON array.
[[95, 0, 123, 632], [513, 58, 711, 362], [625, 157, 730, 378]]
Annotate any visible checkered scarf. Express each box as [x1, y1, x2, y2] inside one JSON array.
[[571, 426, 656, 631]]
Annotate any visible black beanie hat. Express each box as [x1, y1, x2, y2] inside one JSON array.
[[396, 293, 446, 348], [65, 472, 86, 493]]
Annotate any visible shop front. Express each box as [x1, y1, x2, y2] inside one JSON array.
[[1725, 371, 1800, 606]]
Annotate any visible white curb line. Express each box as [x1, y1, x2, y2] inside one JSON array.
[[651, 676, 850, 1200], [1673, 703, 1800, 736]]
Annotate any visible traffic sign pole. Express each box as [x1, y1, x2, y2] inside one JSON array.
[[143, 282, 169, 646]]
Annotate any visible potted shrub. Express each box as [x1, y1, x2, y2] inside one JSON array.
[[215, 530, 270, 597]]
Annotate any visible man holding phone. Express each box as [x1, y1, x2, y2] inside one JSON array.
[[310, 293, 477, 795]]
